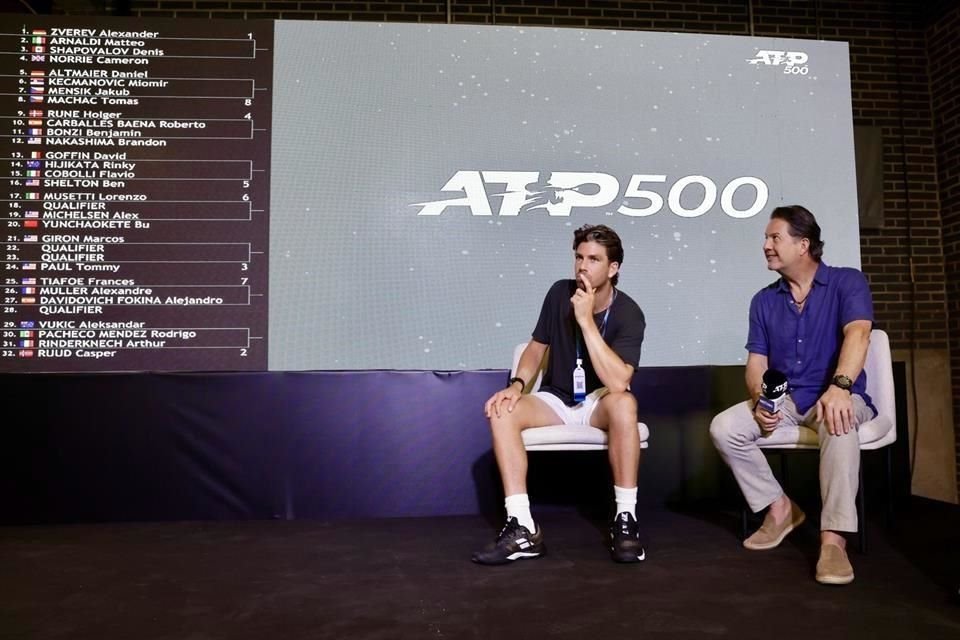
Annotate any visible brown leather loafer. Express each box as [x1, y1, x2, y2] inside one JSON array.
[[743, 500, 806, 550]]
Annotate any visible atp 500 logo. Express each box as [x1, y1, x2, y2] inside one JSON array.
[[747, 50, 810, 75], [412, 171, 769, 219]]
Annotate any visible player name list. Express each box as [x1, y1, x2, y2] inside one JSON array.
[[1, 18, 272, 372]]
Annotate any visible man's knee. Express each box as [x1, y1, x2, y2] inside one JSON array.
[[489, 405, 522, 433], [708, 415, 726, 449], [709, 405, 747, 451], [603, 391, 638, 425]]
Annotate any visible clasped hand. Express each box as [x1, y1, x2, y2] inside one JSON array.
[[570, 274, 596, 325], [484, 386, 521, 419], [754, 404, 780, 433]]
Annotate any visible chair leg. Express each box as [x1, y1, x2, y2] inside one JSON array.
[[885, 445, 895, 525], [857, 461, 867, 554]]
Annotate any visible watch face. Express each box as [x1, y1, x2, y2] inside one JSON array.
[[834, 375, 853, 389]]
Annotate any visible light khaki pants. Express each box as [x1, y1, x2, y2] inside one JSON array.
[[709, 395, 874, 532]]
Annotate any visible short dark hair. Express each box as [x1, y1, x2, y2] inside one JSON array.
[[573, 224, 624, 286], [770, 205, 824, 261]]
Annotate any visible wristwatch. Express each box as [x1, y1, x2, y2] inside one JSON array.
[[507, 376, 526, 391], [831, 374, 853, 391]]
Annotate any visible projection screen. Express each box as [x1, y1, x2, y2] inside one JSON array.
[[268, 22, 859, 370], [1, 17, 860, 372]]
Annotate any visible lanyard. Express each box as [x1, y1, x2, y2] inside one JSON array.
[[575, 289, 617, 361]]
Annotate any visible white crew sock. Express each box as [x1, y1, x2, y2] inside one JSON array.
[[614, 485, 638, 519], [504, 493, 536, 533]]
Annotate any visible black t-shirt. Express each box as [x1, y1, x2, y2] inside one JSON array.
[[532, 279, 645, 406]]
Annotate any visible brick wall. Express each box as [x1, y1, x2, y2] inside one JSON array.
[[44, 0, 959, 492], [927, 3, 960, 492]]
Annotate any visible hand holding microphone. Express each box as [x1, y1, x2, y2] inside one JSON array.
[[755, 369, 788, 435]]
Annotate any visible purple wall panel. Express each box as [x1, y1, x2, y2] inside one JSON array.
[[1, 370, 505, 524], [282, 371, 504, 519], [1, 367, 737, 524]]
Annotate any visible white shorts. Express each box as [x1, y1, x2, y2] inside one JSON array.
[[532, 388, 609, 426]]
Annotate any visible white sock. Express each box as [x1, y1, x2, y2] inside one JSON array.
[[504, 494, 536, 533], [614, 485, 637, 519]]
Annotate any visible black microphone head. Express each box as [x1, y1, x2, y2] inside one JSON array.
[[761, 369, 789, 399]]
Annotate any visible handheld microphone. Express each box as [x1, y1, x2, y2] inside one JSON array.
[[758, 369, 788, 414]]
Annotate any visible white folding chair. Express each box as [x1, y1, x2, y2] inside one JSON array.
[[510, 343, 650, 451], [744, 329, 897, 552]]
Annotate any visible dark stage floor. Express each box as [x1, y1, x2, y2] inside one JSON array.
[[2, 498, 959, 640]]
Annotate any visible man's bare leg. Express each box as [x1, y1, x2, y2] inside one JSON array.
[[591, 391, 645, 563], [489, 394, 564, 496], [472, 395, 564, 565]]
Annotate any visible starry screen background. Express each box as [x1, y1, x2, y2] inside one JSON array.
[[268, 22, 860, 371]]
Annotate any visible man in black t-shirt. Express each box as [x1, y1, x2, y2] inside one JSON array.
[[472, 224, 647, 565]]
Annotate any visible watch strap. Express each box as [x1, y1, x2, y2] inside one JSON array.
[[507, 376, 526, 390]]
